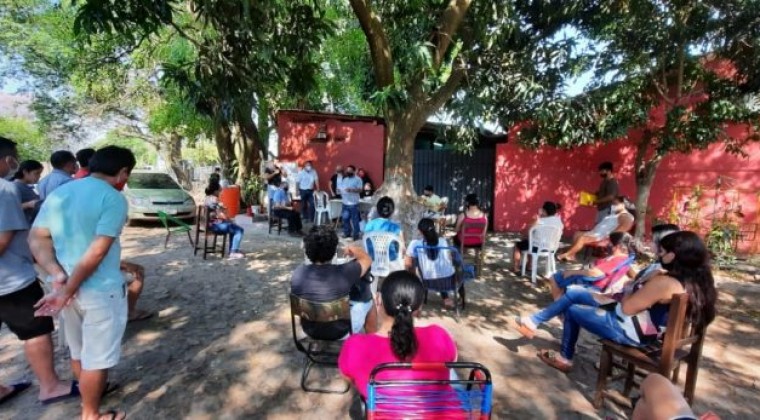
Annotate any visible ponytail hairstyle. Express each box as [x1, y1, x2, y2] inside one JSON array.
[[380, 270, 425, 361], [658, 231, 717, 331], [205, 180, 221, 196], [418, 218, 439, 260], [376, 196, 395, 219], [12, 159, 43, 181]]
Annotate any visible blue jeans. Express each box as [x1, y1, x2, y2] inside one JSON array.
[[342, 204, 361, 238], [553, 272, 603, 290], [299, 189, 315, 222], [560, 303, 639, 360], [529, 286, 599, 326], [350, 299, 373, 333], [210, 222, 244, 252]]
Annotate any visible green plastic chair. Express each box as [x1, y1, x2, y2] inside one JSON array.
[[157, 211, 194, 248]]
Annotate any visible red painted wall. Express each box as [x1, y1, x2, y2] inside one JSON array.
[[277, 111, 386, 190], [494, 128, 760, 253]]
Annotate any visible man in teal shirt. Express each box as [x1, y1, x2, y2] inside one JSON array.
[[31, 146, 135, 420]]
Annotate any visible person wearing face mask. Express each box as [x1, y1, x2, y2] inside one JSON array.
[[11, 160, 44, 223], [296, 160, 319, 223], [594, 161, 619, 223], [558, 195, 635, 262], [511, 231, 716, 375], [0, 137, 81, 407], [272, 181, 304, 236], [30, 146, 136, 420], [329, 165, 344, 199], [338, 165, 364, 240], [37, 150, 78, 201]]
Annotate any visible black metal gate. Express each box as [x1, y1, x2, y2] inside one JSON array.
[[413, 149, 496, 228]]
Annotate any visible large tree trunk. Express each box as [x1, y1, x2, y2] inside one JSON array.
[[375, 107, 429, 240], [155, 132, 191, 188], [232, 106, 263, 185], [213, 108, 236, 182], [633, 135, 664, 240]]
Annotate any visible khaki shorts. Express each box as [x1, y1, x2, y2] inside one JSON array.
[[62, 285, 128, 370]]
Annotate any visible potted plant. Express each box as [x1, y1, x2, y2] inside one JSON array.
[[242, 176, 264, 216]]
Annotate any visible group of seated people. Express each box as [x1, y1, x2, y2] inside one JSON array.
[[290, 211, 718, 416]]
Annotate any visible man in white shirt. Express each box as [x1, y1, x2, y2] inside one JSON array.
[[296, 161, 319, 223], [338, 165, 364, 240]]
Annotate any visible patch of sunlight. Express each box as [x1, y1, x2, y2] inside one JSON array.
[[134, 330, 163, 345]]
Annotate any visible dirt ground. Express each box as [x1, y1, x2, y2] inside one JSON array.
[[1, 217, 759, 419]]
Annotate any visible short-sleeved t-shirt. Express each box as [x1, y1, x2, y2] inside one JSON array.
[[596, 178, 619, 210], [0, 178, 37, 296], [339, 175, 363, 206], [264, 167, 282, 187], [37, 168, 73, 200], [407, 238, 455, 279], [338, 325, 458, 399], [13, 180, 40, 223], [422, 194, 443, 212], [33, 176, 128, 293], [291, 261, 363, 340], [364, 218, 402, 261]]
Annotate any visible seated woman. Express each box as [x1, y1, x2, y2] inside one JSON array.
[[11, 159, 44, 223], [548, 232, 634, 299], [204, 181, 245, 259], [364, 196, 404, 267], [358, 168, 374, 198], [512, 201, 564, 272], [453, 193, 488, 248], [558, 195, 635, 262], [338, 270, 457, 401], [509, 231, 716, 373], [405, 218, 458, 308]]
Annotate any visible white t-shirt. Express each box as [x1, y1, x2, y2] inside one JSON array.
[[297, 169, 318, 190], [537, 215, 563, 230], [407, 238, 455, 279], [590, 214, 619, 239]]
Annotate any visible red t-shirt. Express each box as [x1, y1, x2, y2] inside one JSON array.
[[73, 168, 89, 179], [338, 325, 457, 399]]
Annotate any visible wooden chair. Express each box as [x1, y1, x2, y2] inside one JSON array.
[[268, 210, 288, 235], [593, 293, 707, 408], [289, 294, 352, 394], [458, 220, 488, 277], [157, 211, 194, 249], [193, 205, 227, 259]]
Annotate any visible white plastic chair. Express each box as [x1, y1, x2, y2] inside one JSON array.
[[521, 224, 563, 284], [314, 191, 330, 225], [363, 231, 404, 281]]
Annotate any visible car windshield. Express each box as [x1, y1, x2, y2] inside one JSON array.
[[127, 173, 180, 190]]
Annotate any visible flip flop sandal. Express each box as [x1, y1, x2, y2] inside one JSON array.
[[128, 310, 155, 323], [0, 382, 31, 405], [507, 317, 536, 339], [40, 381, 80, 405], [101, 409, 127, 420], [537, 350, 573, 373]]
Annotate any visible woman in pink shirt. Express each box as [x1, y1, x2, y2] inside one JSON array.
[[338, 270, 457, 400]]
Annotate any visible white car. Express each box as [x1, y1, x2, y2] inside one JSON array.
[[123, 171, 196, 224]]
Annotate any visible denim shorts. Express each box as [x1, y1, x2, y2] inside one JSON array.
[[350, 299, 374, 333]]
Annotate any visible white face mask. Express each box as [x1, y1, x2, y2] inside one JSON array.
[[305, 165, 312, 171]]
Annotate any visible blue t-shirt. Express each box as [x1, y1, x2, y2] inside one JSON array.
[[34, 176, 128, 293], [363, 218, 402, 260], [37, 168, 73, 200], [272, 188, 290, 207]]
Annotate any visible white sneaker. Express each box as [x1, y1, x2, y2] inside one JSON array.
[[228, 252, 245, 260]]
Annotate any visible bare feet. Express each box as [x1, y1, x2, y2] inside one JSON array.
[[39, 380, 78, 403], [557, 253, 576, 262], [96, 409, 127, 420]]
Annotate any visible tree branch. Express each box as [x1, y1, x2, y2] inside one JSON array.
[[425, 63, 467, 113], [349, 0, 394, 88], [432, 0, 472, 69]]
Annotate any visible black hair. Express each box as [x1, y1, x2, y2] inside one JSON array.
[[376, 196, 395, 219], [599, 161, 614, 171], [465, 193, 479, 208], [424, 185, 434, 192], [75, 148, 95, 168], [346, 165, 356, 172], [88, 146, 136, 176], [50, 150, 77, 169], [303, 225, 339, 263], [542, 201, 561, 216], [205, 181, 221, 196], [609, 232, 634, 255], [380, 270, 425, 361], [418, 218, 439, 259], [658, 231, 717, 331], [0, 136, 18, 159], [12, 160, 43, 180], [652, 223, 679, 250], [209, 173, 221, 184], [613, 195, 636, 213]]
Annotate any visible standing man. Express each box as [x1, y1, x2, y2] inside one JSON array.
[[339, 165, 364, 240], [263, 159, 286, 213], [594, 161, 619, 223], [30, 146, 136, 420], [329, 165, 343, 199], [74, 148, 95, 179], [37, 150, 77, 200], [296, 160, 319, 223], [0, 137, 78, 406]]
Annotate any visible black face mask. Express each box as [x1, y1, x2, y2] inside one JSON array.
[[659, 257, 675, 271], [346, 171, 355, 177]]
